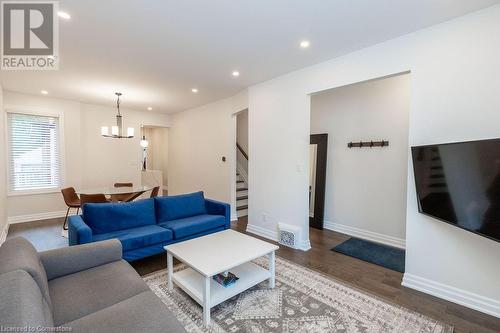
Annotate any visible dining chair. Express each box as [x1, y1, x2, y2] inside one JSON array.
[[150, 186, 160, 198], [61, 187, 81, 231], [114, 183, 133, 188], [80, 194, 111, 215], [80, 193, 110, 205], [111, 183, 134, 202]]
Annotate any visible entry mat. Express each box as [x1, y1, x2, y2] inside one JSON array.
[[332, 237, 405, 273]]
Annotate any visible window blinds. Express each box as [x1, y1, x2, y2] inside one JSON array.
[[7, 112, 61, 192]]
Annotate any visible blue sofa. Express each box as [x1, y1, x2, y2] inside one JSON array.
[[68, 191, 230, 261]]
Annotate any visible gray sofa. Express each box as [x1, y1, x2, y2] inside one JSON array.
[[0, 237, 185, 333]]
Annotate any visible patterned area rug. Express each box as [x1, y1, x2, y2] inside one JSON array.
[[143, 257, 453, 333]]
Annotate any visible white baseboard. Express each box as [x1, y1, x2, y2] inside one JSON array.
[[246, 223, 311, 252], [246, 223, 278, 242], [0, 222, 9, 246], [403, 273, 500, 318], [324, 220, 405, 249], [7, 210, 69, 224], [298, 239, 311, 251]]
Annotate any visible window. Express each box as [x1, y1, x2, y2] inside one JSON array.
[[7, 112, 62, 193]]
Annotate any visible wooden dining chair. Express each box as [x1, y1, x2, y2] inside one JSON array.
[[61, 187, 81, 231], [150, 186, 160, 198], [80, 193, 110, 205], [111, 183, 134, 202], [79, 193, 110, 215], [114, 182, 133, 188]]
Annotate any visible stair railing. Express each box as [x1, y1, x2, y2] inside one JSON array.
[[236, 142, 248, 160]]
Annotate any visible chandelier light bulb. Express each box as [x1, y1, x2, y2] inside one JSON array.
[[140, 136, 149, 148]]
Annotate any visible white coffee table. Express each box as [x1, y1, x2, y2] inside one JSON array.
[[164, 229, 279, 325]]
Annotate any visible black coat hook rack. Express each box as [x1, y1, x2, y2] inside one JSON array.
[[347, 140, 389, 148]]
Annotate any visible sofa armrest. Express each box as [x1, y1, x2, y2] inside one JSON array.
[[205, 198, 231, 229], [39, 239, 123, 280], [68, 215, 92, 246]]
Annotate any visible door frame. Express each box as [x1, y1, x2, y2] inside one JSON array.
[[310, 133, 328, 230]]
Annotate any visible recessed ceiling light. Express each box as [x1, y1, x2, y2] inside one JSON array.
[[41, 90, 48, 95], [300, 40, 310, 48], [147, 107, 153, 111], [57, 11, 71, 20], [191, 88, 198, 93], [232, 71, 240, 77]]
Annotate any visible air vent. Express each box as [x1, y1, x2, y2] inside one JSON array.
[[278, 223, 301, 249]]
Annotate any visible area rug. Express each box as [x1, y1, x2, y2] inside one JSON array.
[[332, 238, 405, 273], [143, 256, 453, 333]]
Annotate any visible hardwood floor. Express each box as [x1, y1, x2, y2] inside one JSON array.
[[7, 216, 500, 333]]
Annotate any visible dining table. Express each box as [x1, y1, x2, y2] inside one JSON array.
[[76, 185, 155, 202]]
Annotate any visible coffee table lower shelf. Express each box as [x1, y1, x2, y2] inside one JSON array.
[[172, 261, 270, 308]]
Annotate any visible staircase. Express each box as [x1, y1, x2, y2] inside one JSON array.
[[236, 142, 248, 218], [236, 171, 248, 217]]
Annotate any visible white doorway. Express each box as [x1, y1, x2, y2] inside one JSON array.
[[141, 126, 169, 196], [309, 73, 410, 249], [234, 109, 249, 219]]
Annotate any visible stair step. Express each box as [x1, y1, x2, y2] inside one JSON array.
[[237, 188, 248, 192], [237, 198, 248, 207], [237, 195, 248, 200], [237, 209, 248, 218], [237, 180, 244, 183], [430, 174, 445, 179], [237, 205, 248, 211]]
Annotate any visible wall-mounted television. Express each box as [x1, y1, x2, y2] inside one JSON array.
[[411, 138, 500, 243]]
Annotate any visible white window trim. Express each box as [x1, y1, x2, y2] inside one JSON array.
[[4, 106, 66, 197]]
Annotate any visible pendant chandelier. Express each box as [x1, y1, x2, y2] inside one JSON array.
[[101, 92, 134, 138]]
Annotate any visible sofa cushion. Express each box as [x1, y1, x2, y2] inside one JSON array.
[[83, 198, 156, 234], [93, 225, 173, 252], [155, 191, 207, 223], [49, 260, 149, 325], [0, 237, 51, 309], [64, 291, 185, 333], [0, 270, 54, 328], [159, 214, 225, 239]]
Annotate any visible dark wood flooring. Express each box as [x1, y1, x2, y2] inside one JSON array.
[[7, 217, 500, 333]]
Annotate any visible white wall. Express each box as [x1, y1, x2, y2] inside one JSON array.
[[144, 127, 169, 187], [310, 74, 410, 248], [170, 5, 500, 316], [248, 78, 312, 249], [168, 91, 248, 220], [247, 5, 500, 316], [236, 110, 249, 154], [79, 103, 170, 188], [2, 92, 170, 221], [4, 91, 83, 219], [236, 110, 249, 176]]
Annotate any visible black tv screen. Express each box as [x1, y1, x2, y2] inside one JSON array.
[[412, 138, 500, 243]]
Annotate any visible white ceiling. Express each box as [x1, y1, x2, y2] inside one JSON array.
[[1, 0, 498, 113]]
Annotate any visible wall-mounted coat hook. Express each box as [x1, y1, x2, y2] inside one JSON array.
[[347, 140, 389, 148]]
